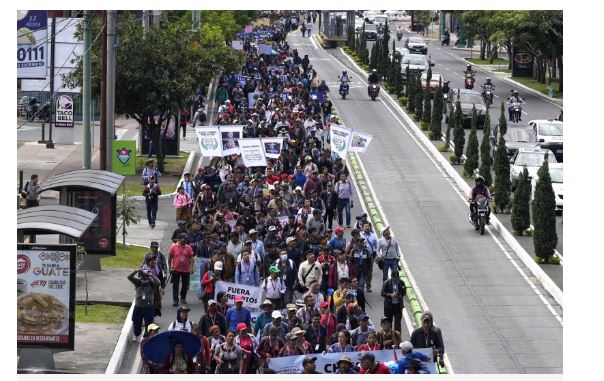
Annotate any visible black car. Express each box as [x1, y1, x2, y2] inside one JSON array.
[[405, 37, 428, 55], [489, 124, 538, 161], [363, 24, 378, 40], [448, 89, 487, 128]]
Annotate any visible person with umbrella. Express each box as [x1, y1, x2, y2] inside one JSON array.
[[140, 323, 161, 374], [235, 323, 258, 373], [214, 331, 243, 374], [161, 340, 196, 374]]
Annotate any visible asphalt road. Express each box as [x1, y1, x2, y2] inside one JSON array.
[[290, 28, 562, 373]]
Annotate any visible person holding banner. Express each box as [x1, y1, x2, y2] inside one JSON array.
[[235, 323, 258, 373], [279, 332, 305, 357], [257, 326, 285, 373], [358, 352, 391, 374], [213, 331, 243, 374], [376, 316, 402, 350], [327, 329, 355, 353]]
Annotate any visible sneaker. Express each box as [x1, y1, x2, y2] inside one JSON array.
[[151, 224, 155, 229], [132, 335, 140, 343], [366, 286, 372, 293], [173, 300, 179, 306]]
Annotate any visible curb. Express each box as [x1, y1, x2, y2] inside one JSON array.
[[104, 298, 136, 374], [119, 150, 197, 202], [339, 47, 563, 308]]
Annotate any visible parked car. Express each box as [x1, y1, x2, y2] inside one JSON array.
[[530, 163, 563, 214], [401, 53, 433, 82], [490, 124, 539, 162], [389, 47, 409, 60], [421, 72, 445, 96], [528, 119, 563, 162], [363, 23, 378, 40], [405, 37, 428, 54], [510, 147, 558, 190], [448, 89, 487, 128]]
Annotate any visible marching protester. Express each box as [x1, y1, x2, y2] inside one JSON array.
[[128, 267, 160, 342]]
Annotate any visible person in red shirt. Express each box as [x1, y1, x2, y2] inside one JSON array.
[[355, 332, 380, 352], [319, 301, 337, 337], [192, 324, 211, 373], [168, 233, 195, 306], [358, 351, 391, 374]]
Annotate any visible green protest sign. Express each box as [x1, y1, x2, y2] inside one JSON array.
[[112, 140, 136, 175]]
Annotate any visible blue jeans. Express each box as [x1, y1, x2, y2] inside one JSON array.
[[337, 198, 351, 226], [382, 258, 399, 282], [132, 306, 155, 337], [146, 201, 158, 225]]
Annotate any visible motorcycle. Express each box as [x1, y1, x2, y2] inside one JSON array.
[[339, 78, 351, 100], [482, 84, 494, 107], [464, 73, 475, 89], [396, 32, 403, 41], [442, 92, 450, 114], [469, 196, 490, 235], [510, 101, 523, 123], [369, 83, 380, 101], [27, 98, 51, 123], [441, 35, 450, 46]]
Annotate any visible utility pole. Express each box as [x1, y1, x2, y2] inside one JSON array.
[[83, 10, 92, 169], [100, 11, 107, 170], [46, 16, 56, 149], [143, 10, 150, 30], [106, 10, 117, 171]]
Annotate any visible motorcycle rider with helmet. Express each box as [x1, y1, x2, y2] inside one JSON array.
[[481, 77, 495, 102], [442, 28, 450, 45], [468, 176, 491, 225], [368, 69, 381, 96], [463, 64, 475, 76], [396, 25, 403, 40], [339, 70, 351, 93], [507, 90, 524, 121]]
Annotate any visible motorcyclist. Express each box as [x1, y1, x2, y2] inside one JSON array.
[[338, 70, 351, 93], [442, 80, 451, 95], [368, 69, 381, 96], [468, 176, 491, 225], [481, 77, 495, 102], [442, 28, 450, 45], [463, 64, 475, 77], [396, 26, 403, 39], [507, 90, 524, 121]]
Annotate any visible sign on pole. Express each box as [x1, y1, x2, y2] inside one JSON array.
[[112, 140, 137, 175], [349, 130, 373, 153], [239, 138, 267, 167], [55, 95, 74, 127], [220, 125, 244, 156], [195, 127, 222, 157], [17, 244, 76, 350], [261, 137, 284, 159], [17, 11, 48, 79], [329, 124, 353, 159]]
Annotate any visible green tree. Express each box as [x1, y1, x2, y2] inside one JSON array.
[[464, 105, 479, 176], [493, 135, 511, 212], [511, 166, 531, 235], [404, 66, 411, 98], [479, 108, 493, 186], [63, 12, 242, 173], [414, 76, 424, 121], [407, 73, 416, 114], [498, 101, 508, 136], [453, 101, 465, 163], [369, 41, 378, 70], [445, 106, 455, 147], [430, 85, 443, 140], [422, 67, 432, 125], [532, 155, 558, 262]]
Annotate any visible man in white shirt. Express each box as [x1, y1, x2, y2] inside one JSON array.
[[297, 251, 322, 292], [377, 226, 400, 282]]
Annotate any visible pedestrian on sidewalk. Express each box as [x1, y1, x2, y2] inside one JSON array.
[[306, 21, 313, 37], [142, 159, 161, 185], [21, 173, 41, 208], [127, 268, 160, 342], [146, 241, 168, 282], [168, 233, 195, 306], [140, 252, 165, 317], [377, 226, 400, 282], [143, 175, 161, 228], [174, 186, 193, 224], [180, 108, 190, 139]]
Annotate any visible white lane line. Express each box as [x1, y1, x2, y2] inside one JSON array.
[[309, 34, 319, 49], [324, 46, 562, 324], [445, 67, 450, 71], [522, 111, 528, 115], [452, 72, 459, 76], [494, 94, 500, 99]]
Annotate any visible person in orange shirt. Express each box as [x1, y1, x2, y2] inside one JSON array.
[[168, 233, 194, 306]]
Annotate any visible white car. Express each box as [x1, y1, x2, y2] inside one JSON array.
[[374, 15, 389, 26], [363, 11, 378, 22], [510, 147, 558, 190], [531, 163, 563, 214], [528, 119, 563, 162]]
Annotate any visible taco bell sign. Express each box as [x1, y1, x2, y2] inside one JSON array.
[[55, 95, 74, 127]]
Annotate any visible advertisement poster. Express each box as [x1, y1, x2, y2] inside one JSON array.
[[55, 95, 74, 127], [349, 130, 374, 153], [17, 244, 76, 350], [261, 137, 284, 159], [17, 11, 48, 78], [268, 348, 435, 374], [330, 124, 353, 159], [239, 138, 267, 167], [195, 127, 222, 157], [68, 190, 115, 255], [112, 140, 137, 175], [512, 46, 534, 78], [220, 125, 243, 156], [214, 281, 263, 311]]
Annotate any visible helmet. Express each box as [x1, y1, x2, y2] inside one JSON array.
[[342, 70, 347, 75], [485, 77, 491, 82], [512, 90, 519, 95], [475, 175, 485, 185], [372, 69, 377, 73], [466, 64, 471, 69]]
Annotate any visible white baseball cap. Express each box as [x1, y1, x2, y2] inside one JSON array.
[[214, 261, 223, 271]]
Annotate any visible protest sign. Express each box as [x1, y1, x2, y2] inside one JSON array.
[[349, 130, 374, 153], [195, 127, 222, 157], [258, 44, 273, 55], [231, 40, 243, 50], [214, 281, 263, 310], [330, 124, 353, 159], [219, 125, 243, 156], [239, 138, 267, 167], [261, 137, 284, 159]]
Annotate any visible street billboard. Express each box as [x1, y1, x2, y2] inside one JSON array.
[[55, 95, 74, 127], [66, 190, 116, 255], [17, 10, 48, 79], [17, 244, 76, 350], [512, 46, 534, 78], [112, 140, 137, 176]]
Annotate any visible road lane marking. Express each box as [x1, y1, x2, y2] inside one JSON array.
[[445, 67, 450, 71], [322, 45, 563, 324], [309, 34, 319, 49]]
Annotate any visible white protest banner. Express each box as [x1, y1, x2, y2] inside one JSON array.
[[231, 40, 243, 50], [220, 125, 243, 156], [248, 91, 261, 108], [195, 127, 222, 157], [329, 124, 353, 159], [214, 281, 263, 310], [349, 130, 374, 153], [261, 137, 284, 159], [239, 138, 267, 167], [268, 348, 435, 374]]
